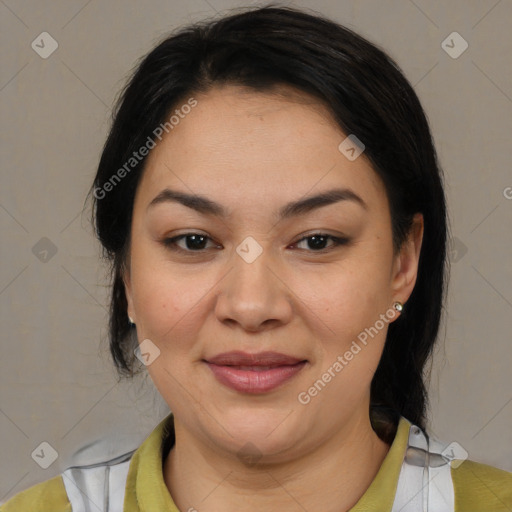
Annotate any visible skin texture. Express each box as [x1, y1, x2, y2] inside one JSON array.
[[124, 84, 424, 512]]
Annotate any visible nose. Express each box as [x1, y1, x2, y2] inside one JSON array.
[[214, 244, 294, 333]]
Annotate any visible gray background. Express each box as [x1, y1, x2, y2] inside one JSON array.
[[1, 0, 511, 503]]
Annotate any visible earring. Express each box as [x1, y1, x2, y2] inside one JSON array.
[[128, 315, 135, 325], [393, 301, 403, 313]]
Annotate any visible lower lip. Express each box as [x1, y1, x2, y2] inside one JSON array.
[[205, 361, 307, 393]]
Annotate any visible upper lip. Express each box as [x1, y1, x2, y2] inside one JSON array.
[[205, 351, 306, 366]]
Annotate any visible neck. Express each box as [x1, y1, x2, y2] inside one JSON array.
[[163, 411, 392, 512]]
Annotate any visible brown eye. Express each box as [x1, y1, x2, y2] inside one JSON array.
[[163, 233, 218, 252], [293, 234, 349, 252]]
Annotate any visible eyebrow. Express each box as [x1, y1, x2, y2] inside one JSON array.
[[147, 187, 367, 220]]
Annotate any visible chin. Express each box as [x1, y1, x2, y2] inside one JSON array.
[[206, 406, 303, 458]]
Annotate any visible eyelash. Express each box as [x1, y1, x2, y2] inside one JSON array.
[[161, 232, 349, 254]]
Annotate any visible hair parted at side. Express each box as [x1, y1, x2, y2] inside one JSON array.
[[90, 3, 449, 439]]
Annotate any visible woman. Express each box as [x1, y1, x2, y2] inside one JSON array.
[[3, 5, 511, 511]]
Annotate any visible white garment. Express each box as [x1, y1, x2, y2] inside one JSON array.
[[62, 451, 133, 512], [391, 425, 455, 511]]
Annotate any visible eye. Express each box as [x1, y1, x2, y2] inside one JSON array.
[[292, 233, 349, 252], [162, 233, 219, 252]]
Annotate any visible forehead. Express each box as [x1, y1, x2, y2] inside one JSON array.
[[135, 84, 387, 214]]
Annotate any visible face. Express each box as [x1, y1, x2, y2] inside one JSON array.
[[124, 84, 423, 463]]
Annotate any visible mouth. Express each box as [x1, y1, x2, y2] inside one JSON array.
[[204, 351, 308, 394]]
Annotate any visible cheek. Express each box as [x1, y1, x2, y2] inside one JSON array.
[[305, 267, 391, 401], [130, 255, 215, 346], [297, 258, 393, 379], [307, 259, 391, 330]]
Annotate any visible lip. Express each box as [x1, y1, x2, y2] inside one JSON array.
[[204, 351, 307, 394]]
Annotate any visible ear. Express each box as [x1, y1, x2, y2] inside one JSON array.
[[391, 213, 424, 306], [122, 263, 136, 324]]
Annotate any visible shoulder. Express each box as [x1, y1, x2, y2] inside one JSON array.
[[452, 459, 512, 511], [0, 474, 71, 512], [0, 415, 172, 512]]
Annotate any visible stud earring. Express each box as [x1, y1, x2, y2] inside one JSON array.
[[393, 301, 403, 313], [128, 315, 135, 325]]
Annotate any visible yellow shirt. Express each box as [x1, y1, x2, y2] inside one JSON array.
[[2, 413, 511, 511]]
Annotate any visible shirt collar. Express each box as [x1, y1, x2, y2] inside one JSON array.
[[350, 415, 411, 511]]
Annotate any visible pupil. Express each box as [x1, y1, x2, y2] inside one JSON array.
[[309, 235, 327, 250], [187, 235, 207, 250]]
